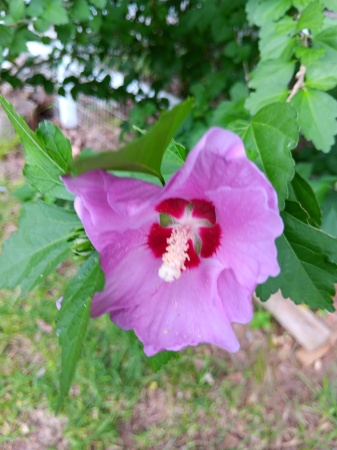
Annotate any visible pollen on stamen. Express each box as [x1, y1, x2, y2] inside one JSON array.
[[158, 225, 191, 282]]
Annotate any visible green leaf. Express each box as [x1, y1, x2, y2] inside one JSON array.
[[229, 103, 298, 209], [148, 351, 178, 372], [26, 0, 45, 18], [90, 0, 107, 8], [322, 191, 337, 236], [34, 18, 50, 33], [294, 45, 326, 65], [247, 0, 291, 26], [291, 88, 337, 152], [10, 28, 37, 55], [0, 96, 73, 199], [44, 0, 69, 25], [314, 26, 337, 58], [72, 99, 194, 184], [0, 202, 80, 294], [257, 209, 337, 311], [293, 0, 313, 10], [71, 0, 91, 21], [0, 25, 13, 47], [57, 252, 104, 410], [161, 140, 186, 182], [249, 60, 295, 90], [296, 0, 324, 32], [288, 171, 322, 227], [9, 0, 25, 22], [245, 85, 288, 115], [306, 61, 337, 91], [259, 20, 296, 61], [284, 199, 310, 222], [324, 0, 337, 10]]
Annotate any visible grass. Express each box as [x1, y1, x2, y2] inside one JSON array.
[[1, 156, 337, 449]]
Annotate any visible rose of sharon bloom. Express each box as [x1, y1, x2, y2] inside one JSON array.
[[62, 127, 283, 356]]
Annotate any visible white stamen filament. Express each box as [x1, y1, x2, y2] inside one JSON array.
[[158, 225, 191, 282]]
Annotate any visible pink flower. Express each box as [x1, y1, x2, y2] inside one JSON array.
[[62, 127, 283, 356]]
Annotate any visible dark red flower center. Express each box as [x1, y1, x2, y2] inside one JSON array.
[[147, 197, 221, 282]]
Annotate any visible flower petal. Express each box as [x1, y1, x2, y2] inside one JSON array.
[[62, 170, 161, 250], [208, 186, 283, 287], [132, 259, 240, 356], [217, 269, 254, 324], [91, 228, 160, 329], [160, 128, 278, 213]]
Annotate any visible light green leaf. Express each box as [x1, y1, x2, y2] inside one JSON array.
[[324, 0, 337, 10], [44, 0, 69, 25], [257, 209, 337, 311], [297, 0, 324, 32], [229, 103, 298, 209], [249, 60, 295, 90], [294, 45, 326, 65], [306, 61, 337, 90], [247, 0, 291, 26], [26, 0, 45, 17], [0, 202, 80, 294], [0, 96, 73, 199], [72, 99, 194, 184], [161, 140, 186, 182], [245, 85, 288, 115], [288, 171, 322, 227], [57, 252, 104, 410], [260, 20, 296, 61], [314, 26, 337, 58], [9, 0, 25, 22], [291, 88, 337, 152], [71, 0, 91, 21], [293, 0, 313, 10], [90, 0, 107, 8]]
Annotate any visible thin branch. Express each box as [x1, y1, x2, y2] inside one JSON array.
[[286, 65, 306, 103]]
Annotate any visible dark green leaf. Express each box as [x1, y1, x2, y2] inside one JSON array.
[[257, 210, 337, 311], [57, 252, 104, 410], [0, 96, 73, 199], [0, 202, 80, 294], [289, 171, 322, 227], [148, 351, 178, 372], [72, 99, 194, 183], [283, 200, 309, 223], [229, 102, 298, 209]]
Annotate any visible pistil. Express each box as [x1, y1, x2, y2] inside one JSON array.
[[158, 225, 192, 282]]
